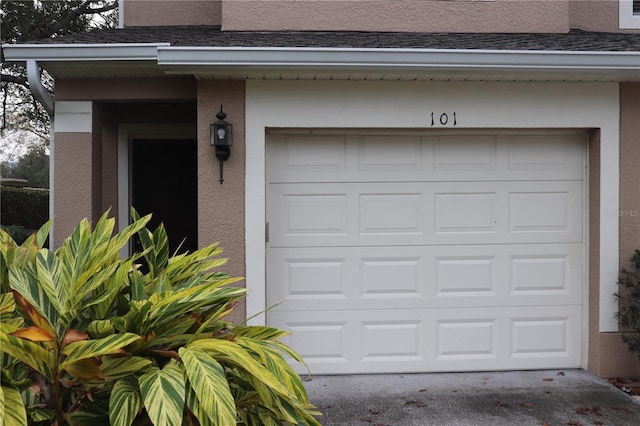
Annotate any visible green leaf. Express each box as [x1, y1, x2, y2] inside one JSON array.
[[100, 356, 152, 380], [109, 377, 143, 426], [66, 398, 110, 425], [0, 331, 54, 382], [179, 348, 236, 425], [0, 292, 16, 321], [86, 320, 115, 339], [1, 384, 28, 426], [8, 267, 59, 331], [235, 337, 310, 403], [232, 325, 290, 341], [147, 282, 245, 330], [188, 338, 293, 399], [61, 333, 140, 370], [35, 249, 67, 313], [185, 381, 212, 426], [34, 220, 53, 249], [138, 360, 185, 426]]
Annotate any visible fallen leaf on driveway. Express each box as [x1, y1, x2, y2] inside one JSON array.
[[494, 400, 509, 407], [612, 406, 634, 414], [520, 402, 535, 408], [404, 400, 427, 408], [543, 378, 554, 382]]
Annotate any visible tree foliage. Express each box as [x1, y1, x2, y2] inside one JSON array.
[[1, 0, 118, 139], [615, 250, 640, 360], [1, 144, 49, 188]]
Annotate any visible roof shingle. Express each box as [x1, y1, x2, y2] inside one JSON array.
[[26, 26, 640, 52]]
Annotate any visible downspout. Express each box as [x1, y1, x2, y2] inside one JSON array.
[[26, 60, 55, 248]]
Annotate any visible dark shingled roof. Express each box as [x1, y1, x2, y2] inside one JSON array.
[[27, 26, 640, 52]]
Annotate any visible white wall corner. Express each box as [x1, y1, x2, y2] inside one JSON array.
[[118, 0, 125, 28], [54, 101, 92, 133], [619, 0, 640, 29]]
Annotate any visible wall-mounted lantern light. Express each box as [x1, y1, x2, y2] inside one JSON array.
[[210, 105, 233, 184]]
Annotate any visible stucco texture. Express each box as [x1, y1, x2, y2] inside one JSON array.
[[124, 0, 221, 27], [222, 0, 569, 33], [52, 132, 93, 246], [589, 83, 640, 378], [197, 80, 247, 321]]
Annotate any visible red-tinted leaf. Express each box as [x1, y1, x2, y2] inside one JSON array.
[[10, 326, 55, 342], [63, 329, 89, 345], [10, 290, 55, 335]]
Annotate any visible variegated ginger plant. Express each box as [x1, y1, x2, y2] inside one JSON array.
[[0, 211, 321, 426]]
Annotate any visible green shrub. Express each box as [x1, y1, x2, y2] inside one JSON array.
[[615, 249, 640, 359], [0, 212, 320, 425], [0, 186, 49, 229]]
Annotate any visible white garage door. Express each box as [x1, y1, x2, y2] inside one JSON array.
[[266, 130, 585, 374]]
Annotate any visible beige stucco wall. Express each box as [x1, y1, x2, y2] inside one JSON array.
[[55, 77, 197, 102], [52, 132, 93, 246], [197, 80, 247, 321], [123, 0, 221, 27], [221, 0, 569, 33], [569, 0, 620, 32], [588, 84, 640, 378]]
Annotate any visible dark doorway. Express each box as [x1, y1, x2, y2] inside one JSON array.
[[131, 139, 198, 255]]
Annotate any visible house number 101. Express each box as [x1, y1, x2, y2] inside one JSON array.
[[430, 112, 457, 127]]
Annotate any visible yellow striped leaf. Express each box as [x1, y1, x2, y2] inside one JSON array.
[[179, 348, 236, 425], [0, 384, 28, 426], [185, 380, 213, 426], [109, 377, 143, 426], [0, 292, 15, 321], [8, 271, 58, 333], [0, 331, 54, 382], [100, 356, 152, 380], [188, 339, 292, 398], [35, 249, 67, 313], [138, 360, 185, 426], [61, 333, 140, 369]]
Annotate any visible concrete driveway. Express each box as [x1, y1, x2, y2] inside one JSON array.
[[304, 370, 640, 425]]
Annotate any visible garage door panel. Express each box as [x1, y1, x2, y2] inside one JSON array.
[[267, 130, 585, 374], [268, 133, 584, 183], [268, 306, 581, 374], [268, 244, 582, 311], [269, 181, 582, 247]]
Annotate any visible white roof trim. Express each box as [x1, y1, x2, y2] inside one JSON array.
[[157, 46, 640, 73], [3, 43, 639, 76], [2, 43, 169, 62]]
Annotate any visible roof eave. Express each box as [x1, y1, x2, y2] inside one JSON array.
[[3, 43, 639, 81], [157, 46, 640, 74]]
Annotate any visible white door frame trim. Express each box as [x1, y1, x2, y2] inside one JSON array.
[[117, 124, 197, 255]]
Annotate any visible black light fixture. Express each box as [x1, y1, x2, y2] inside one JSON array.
[[210, 105, 233, 184]]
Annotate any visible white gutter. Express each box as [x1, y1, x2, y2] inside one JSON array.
[[25, 60, 55, 248], [26, 60, 54, 116], [2, 43, 169, 62], [157, 46, 640, 73]]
